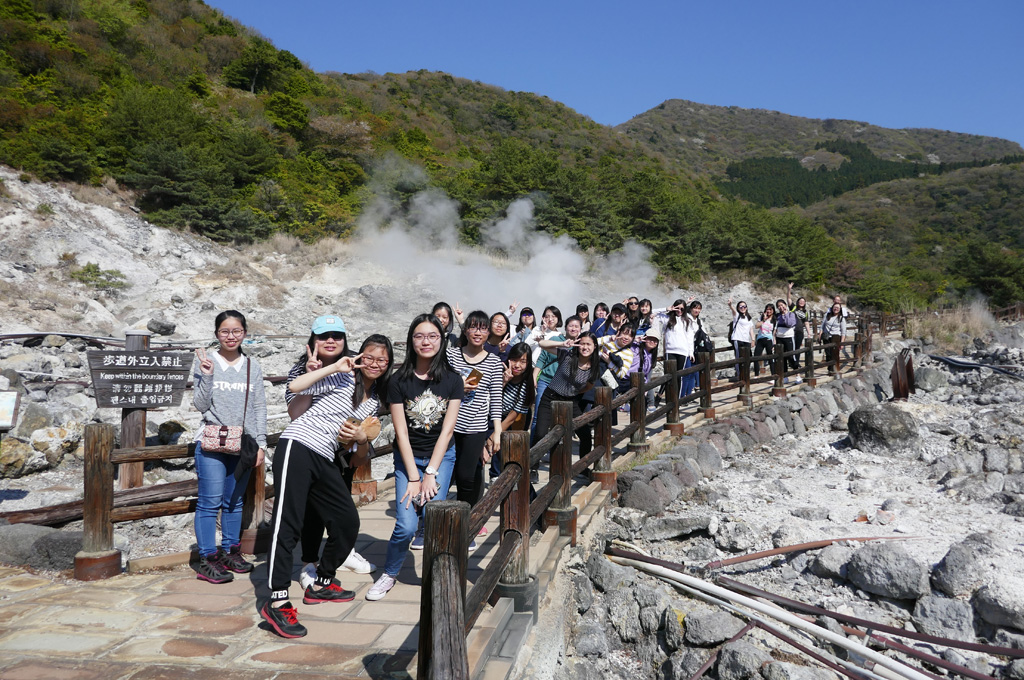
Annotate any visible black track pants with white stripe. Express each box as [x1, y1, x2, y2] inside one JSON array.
[[267, 438, 359, 600]]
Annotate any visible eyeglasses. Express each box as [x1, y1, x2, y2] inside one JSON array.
[[628, 301, 639, 306], [316, 332, 345, 341], [217, 329, 245, 337], [738, 305, 747, 309], [467, 326, 489, 334], [360, 356, 389, 367], [413, 333, 441, 342], [522, 312, 534, 317]]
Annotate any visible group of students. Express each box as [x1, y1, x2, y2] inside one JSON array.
[[726, 288, 849, 379], [189, 292, 850, 639]]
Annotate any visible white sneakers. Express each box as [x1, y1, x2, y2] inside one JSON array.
[[299, 550, 376, 591], [299, 562, 317, 591], [342, 550, 376, 574], [366, 573, 397, 601]]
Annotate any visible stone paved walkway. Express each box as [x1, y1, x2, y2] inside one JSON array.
[[0, 363, 861, 679], [0, 484, 506, 680]]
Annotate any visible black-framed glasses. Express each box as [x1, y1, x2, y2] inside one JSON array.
[[316, 332, 345, 341]]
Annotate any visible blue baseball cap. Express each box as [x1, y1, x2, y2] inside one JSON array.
[[311, 315, 346, 335]]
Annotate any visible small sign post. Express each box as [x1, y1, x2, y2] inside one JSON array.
[[86, 331, 192, 489]]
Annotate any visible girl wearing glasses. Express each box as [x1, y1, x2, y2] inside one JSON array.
[[446, 310, 504, 545], [728, 298, 755, 380], [191, 310, 267, 584], [368, 313, 463, 602], [285, 316, 386, 591]]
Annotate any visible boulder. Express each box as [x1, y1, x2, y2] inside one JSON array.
[[619, 480, 665, 516], [912, 594, 976, 641], [915, 367, 949, 392], [848, 402, 919, 453], [715, 520, 758, 552], [146, 318, 176, 335], [974, 582, 1024, 631], [684, 609, 746, 646], [607, 588, 642, 643], [933, 534, 997, 597], [717, 641, 772, 680], [763, 662, 840, 680], [12, 401, 54, 439], [846, 542, 929, 600], [587, 552, 635, 593], [663, 648, 710, 680], [810, 545, 854, 580], [0, 524, 58, 565], [642, 513, 712, 541]]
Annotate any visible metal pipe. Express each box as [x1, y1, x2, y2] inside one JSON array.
[[705, 536, 914, 570]]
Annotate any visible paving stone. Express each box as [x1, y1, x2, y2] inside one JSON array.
[[372, 623, 418, 651], [0, 605, 35, 626], [0, 576, 52, 593], [145, 593, 248, 613], [160, 637, 231, 658], [351, 602, 420, 624], [43, 606, 154, 631], [246, 643, 368, 669], [0, 660, 131, 680], [127, 668, 275, 680], [290, 621, 385, 647], [161, 576, 256, 596], [157, 614, 254, 636], [29, 588, 138, 608], [0, 631, 120, 655]]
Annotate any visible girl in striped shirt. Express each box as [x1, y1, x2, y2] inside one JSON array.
[[446, 310, 504, 515]]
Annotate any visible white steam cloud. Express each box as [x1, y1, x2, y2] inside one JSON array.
[[352, 156, 664, 320]]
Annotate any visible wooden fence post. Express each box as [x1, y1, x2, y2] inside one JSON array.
[[772, 340, 786, 397], [240, 460, 268, 555], [803, 338, 816, 387], [628, 372, 648, 457], [118, 330, 150, 490], [418, 500, 470, 680], [75, 423, 122, 580], [831, 335, 842, 375], [663, 359, 684, 436], [698, 352, 715, 419], [738, 344, 753, 407], [544, 401, 577, 545], [592, 386, 617, 493], [496, 431, 538, 619]]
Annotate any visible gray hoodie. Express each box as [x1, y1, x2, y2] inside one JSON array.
[[192, 351, 268, 447]]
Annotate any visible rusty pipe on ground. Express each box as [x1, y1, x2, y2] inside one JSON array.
[[606, 548, 935, 680], [686, 623, 755, 680], [716, 576, 1024, 659], [705, 536, 915, 570]]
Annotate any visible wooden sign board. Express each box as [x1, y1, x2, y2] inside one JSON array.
[[87, 351, 192, 408]]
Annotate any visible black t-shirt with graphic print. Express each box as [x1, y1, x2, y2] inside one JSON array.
[[387, 371, 464, 456]]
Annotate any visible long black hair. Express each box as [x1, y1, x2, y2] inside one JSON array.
[[566, 331, 600, 390], [395, 314, 452, 383], [354, 334, 393, 415], [683, 300, 702, 329], [431, 301, 455, 334], [505, 342, 535, 410], [458, 310, 490, 348], [664, 298, 687, 331]]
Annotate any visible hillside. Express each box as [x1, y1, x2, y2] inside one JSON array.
[[617, 99, 1024, 176], [0, 0, 837, 287], [797, 161, 1024, 308]]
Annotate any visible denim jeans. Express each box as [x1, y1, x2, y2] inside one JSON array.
[[382, 444, 456, 576], [194, 442, 251, 557], [529, 381, 549, 443], [680, 356, 697, 397]]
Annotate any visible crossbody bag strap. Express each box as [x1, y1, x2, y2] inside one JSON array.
[[242, 357, 251, 434]]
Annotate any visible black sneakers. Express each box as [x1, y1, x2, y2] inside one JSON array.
[[303, 578, 356, 605], [195, 554, 233, 584], [218, 546, 254, 574], [260, 601, 307, 638]]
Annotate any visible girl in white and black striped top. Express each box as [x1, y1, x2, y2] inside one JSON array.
[[446, 310, 503, 507]]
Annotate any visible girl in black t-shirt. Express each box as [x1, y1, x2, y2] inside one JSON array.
[[534, 332, 601, 458], [367, 314, 463, 602]]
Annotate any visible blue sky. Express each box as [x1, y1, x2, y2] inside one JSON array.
[[206, 0, 1024, 146]]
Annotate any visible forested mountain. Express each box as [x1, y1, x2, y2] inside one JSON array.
[[0, 0, 1022, 309], [798, 162, 1024, 308], [0, 0, 839, 287], [617, 98, 1024, 176]]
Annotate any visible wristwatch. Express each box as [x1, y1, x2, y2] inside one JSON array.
[[425, 465, 438, 476]]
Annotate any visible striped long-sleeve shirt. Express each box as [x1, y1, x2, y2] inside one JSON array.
[[446, 345, 503, 434], [281, 368, 381, 462]]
